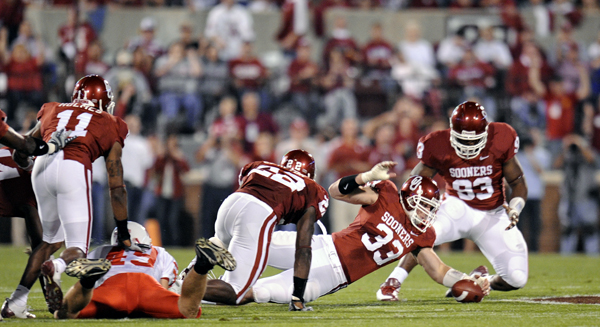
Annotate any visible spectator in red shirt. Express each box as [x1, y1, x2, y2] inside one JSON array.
[[327, 117, 371, 232], [362, 23, 393, 80], [367, 123, 405, 181], [313, 0, 350, 38], [530, 58, 590, 162], [209, 96, 244, 141], [275, 0, 309, 57], [76, 40, 110, 77], [57, 7, 97, 76], [151, 134, 190, 246], [448, 47, 498, 119], [239, 92, 279, 154], [287, 40, 319, 125], [506, 41, 553, 98], [229, 42, 268, 95], [322, 16, 361, 68], [1, 43, 44, 128], [0, 0, 25, 45]]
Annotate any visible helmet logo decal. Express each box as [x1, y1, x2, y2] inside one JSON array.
[[409, 176, 423, 191]]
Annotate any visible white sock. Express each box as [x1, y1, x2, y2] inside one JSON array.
[[388, 267, 409, 284], [53, 258, 67, 275], [9, 285, 30, 308]]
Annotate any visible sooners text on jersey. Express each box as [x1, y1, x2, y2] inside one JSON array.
[[237, 161, 329, 225], [332, 180, 435, 283], [416, 122, 519, 210], [37, 102, 129, 169], [0, 147, 36, 217]]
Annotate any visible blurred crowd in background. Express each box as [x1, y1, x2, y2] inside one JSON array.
[[1, 0, 600, 255]]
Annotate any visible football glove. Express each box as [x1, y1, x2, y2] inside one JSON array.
[[289, 296, 313, 312], [503, 197, 525, 231], [464, 275, 491, 296], [47, 129, 77, 154], [359, 161, 397, 183]]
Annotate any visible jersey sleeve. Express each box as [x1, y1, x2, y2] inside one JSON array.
[[238, 161, 257, 186], [155, 247, 178, 287], [496, 123, 519, 162], [313, 185, 329, 220], [36, 104, 48, 121], [368, 180, 398, 194], [114, 116, 129, 148], [416, 132, 442, 169]]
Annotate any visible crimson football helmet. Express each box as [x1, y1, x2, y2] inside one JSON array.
[[400, 176, 441, 233], [110, 221, 152, 248], [280, 149, 316, 179], [72, 74, 115, 114], [449, 101, 489, 160]]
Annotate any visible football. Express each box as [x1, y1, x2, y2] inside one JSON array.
[[451, 279, 485, 303]]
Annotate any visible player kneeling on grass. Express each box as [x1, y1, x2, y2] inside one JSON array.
[[53, 222, 236, 319], [218, 162, 489, 307]]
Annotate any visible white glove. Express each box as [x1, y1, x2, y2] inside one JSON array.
[[47, 129, 77, 154], [503, 197, 525, 231], [464, 275, 491, 296], [359, 161, 397, 183]]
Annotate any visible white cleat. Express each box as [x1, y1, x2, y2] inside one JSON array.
[[1, 298, 36, 319], [376, 278, 401, 301]]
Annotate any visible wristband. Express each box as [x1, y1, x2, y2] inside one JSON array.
[[30, 137, 50, 156], [508, 197, 525, 215], [292, 276, 308, 302], [338, 174, 359, 194], [442, 268, 468, 288], [114, 218, 130, 242]]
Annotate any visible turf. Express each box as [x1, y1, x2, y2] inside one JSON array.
[[1, 245, 599, 326]]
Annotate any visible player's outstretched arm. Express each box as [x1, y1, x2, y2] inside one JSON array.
[[416, 247, 490, 295], [503, 157, 528, 230], [290, 207, 316, 312], [328, 161, 397, 205], [409, 162, 438, 178]]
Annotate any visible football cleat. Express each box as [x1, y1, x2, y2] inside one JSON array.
[[470, 265, 489, 278], [195, 237, 237, 271], [1, 298, 35, 319], [376, 278, 401, 301], [65, 258, 111, 279], [41, 260, 63, 313]]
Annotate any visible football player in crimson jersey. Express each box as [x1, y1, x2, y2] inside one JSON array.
[[4, 75, 140, 318], [187, 149, 329, 311], [232, 162, 489, 307], [377, 101, 529, 302], [50, 222, 235, 319]]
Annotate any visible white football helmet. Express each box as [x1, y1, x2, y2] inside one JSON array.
[[110, 221, 152, 248]]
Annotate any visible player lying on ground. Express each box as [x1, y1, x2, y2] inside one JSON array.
[[52, 222, 235, 319], [377, 101, 528, 301], [179, 162, 489, 307]]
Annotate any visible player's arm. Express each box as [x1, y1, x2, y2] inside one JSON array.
[[11, 122, 74, 168], [289, 206, 316, 311], [105, 142, 138, 251], [416, 247, 490, 295], [410, 162, 438, 178], [502, 156, 528, 230], [328, 161, 397, 205]]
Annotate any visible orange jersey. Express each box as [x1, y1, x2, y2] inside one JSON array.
[[36, 102, 129, 169], [332, 180, 435, 283], [236, 161, 329, 225], [0, 147, 36, 217], [416, 123, 519, 210]]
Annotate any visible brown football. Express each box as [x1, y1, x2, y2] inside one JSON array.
[[451, 279, 485, 303]]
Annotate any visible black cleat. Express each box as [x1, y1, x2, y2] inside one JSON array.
[[195, 237, 236, 271], [65, 258, 111, 279]]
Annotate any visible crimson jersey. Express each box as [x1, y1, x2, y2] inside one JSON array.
[[416, 122, 519, 210], [0, 147, 36, 217], [0, 109, 9, 138], [332, 180, 435, 283], [37, 102, 129, 169], [237, 161, 329, 225]]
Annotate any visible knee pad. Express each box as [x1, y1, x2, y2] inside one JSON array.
[[506, 269, 528, 289], [302, 281, 321, 303], [252, 286, 271, 304]]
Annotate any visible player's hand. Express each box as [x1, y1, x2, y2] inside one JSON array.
[[466, 275, 490, 296], [503, 204, 519, 231], [115, 223, 147, 252], [289, 296, 313, 312], [47, 129, 77, 154], [360, 161, 397, 183]]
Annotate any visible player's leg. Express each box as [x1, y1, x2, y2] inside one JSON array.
[[266, 231, 301, 270], [205, 193, 276, 305], [472, 209, 529, 291], [249, 235, 347, 305], [178, 237, 236, 317]]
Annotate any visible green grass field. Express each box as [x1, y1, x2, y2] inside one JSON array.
[[1, 246, 599, 326]]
